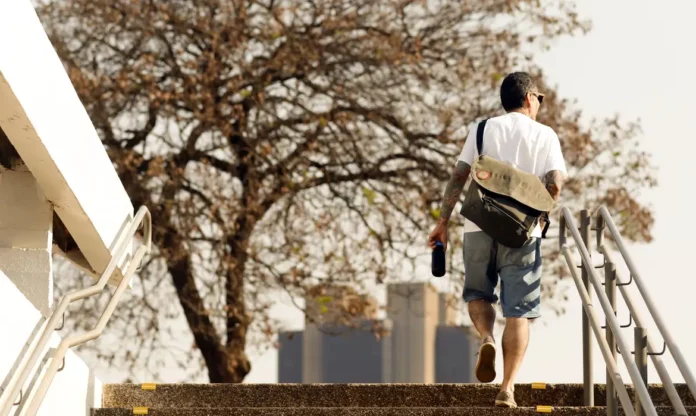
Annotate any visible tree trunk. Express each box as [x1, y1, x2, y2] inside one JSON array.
[[223, 231, 252, 382], [165, 230, 238, 382]]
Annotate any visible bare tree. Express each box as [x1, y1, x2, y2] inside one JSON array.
[[38, 0, 655, 382]]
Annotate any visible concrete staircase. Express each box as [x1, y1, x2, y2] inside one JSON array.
[[94, 383, 696, 415]]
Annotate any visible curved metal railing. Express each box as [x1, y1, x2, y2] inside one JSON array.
[[0, 206, 152, 416], [560, 206, 695, 416]]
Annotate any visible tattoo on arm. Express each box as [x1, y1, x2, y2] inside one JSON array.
[[438, 161, 471, 223], [544, 170, 566, 201]]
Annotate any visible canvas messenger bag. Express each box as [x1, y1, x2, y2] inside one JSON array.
[[459, 119, 556, 248]]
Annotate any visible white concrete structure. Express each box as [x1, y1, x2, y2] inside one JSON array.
[[0, 1, 144, 415], [0, 0, 134, 284], [0, 268, 101, 416]]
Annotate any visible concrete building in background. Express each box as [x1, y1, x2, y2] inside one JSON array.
[[278, 282, 478, 383]]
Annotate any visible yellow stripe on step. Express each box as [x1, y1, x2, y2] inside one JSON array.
[[133, 407, 149, 415], [141, 383, 157, 391], [532, 382, 546, 389], [536, 405, 553, 413]]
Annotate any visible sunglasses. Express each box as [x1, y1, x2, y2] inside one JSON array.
[[531, 92, 544, 104]]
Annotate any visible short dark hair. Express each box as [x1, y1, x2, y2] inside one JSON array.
[[500, 72, 537, 112]]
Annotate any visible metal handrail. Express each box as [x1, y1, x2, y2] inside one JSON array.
[[560, 247, 635, 414], [596, 206, 696, 402], [560, 207, 657, 416], [0, 206, 152, 416], [601, 248, 687, 415]]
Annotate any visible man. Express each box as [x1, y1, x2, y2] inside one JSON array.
[[427, 72, 567, 408]]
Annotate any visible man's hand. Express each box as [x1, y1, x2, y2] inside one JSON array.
[[428, 220, 449, 251]]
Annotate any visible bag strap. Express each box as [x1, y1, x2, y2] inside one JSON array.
[[476, 119, 488, 156], [541, 213, 551, 239]]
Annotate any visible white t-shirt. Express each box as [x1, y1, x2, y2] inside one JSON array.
[[457, 112, 567, 235]]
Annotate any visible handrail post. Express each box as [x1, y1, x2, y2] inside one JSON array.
[[580, 209, 594, 406], [635, 327, 649, 416], [605, 260, 618, 416], [595, 213, 605, 250]]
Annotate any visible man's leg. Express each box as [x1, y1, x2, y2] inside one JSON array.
[[495, 238, 542, 407], [468, 299, 496, 343], [501, 317, 530, 393], [468, 299, 497, 383], [462, 231, 498, 383]]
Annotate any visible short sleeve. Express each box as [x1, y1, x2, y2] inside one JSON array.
[[457, 126, 477, 166], [544, 129, 567, 175]]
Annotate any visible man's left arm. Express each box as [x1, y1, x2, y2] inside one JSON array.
[[544, 169, 566, 201], [544, 130, 568, 202]]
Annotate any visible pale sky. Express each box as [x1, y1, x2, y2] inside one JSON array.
[[242, 0, 696, 385]]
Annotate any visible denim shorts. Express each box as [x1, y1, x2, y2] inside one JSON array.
[[462, 231, 542, 319]]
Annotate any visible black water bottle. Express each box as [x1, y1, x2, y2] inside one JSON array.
[[432, 241, 446, 277]]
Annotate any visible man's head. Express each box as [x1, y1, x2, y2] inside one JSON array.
[[500, 72, 544, 120]]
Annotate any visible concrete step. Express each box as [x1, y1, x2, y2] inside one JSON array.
[[92, 406, 696, 416], [102, 383, 695, 409]]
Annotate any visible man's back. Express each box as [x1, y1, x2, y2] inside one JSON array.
[[458, 112, 566, 235], [458, 112, 564, 180]]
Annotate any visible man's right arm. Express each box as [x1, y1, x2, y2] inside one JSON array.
[[438, 161, 471, 224], [544, 169, 566, 201]]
